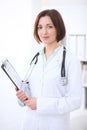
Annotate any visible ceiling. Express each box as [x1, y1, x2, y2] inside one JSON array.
[[42, 0, 87, 6]]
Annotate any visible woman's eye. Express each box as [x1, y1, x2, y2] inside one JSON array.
[[48, 26, 53, 28], [37, 25, 53, 30], [37, 26, 42, 29]]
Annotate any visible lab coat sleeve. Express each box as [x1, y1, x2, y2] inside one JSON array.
[[37, 57, 82, 115]]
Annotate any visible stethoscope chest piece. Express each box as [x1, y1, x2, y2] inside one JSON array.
[[60, 76, 68, 86]]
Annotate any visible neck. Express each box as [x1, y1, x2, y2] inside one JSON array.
[[44, 42, 60, 60]]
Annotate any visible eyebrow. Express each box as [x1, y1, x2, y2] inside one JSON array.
[[38, 23, 53, 26]]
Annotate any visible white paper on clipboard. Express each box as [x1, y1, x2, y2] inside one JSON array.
[[1, 59, 22, 90]]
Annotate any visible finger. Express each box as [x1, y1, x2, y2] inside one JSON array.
[[16, 91, 28, 102], [15, 87, 19, 91]]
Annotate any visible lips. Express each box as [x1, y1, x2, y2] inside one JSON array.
[[42, 36, 49, 39]]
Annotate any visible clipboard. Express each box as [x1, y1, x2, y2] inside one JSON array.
[[1, 59, 22, 90]]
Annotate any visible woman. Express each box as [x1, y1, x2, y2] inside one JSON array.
[[16, 9, 82, 130]]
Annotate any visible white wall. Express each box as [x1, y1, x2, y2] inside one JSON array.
[[0, 0, 32, 130], [0, 0, 87, 130]]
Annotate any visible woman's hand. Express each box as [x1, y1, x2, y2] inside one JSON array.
[[16, 89, 37, 110], [24, 98, 37, 110], [16, 89, 28, 103]]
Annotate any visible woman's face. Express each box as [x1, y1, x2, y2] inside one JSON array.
[[37, 16, 57, 45]]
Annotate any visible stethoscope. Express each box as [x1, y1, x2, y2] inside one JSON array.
[[60, 46, 67, 86], [20, 46, 67, 106], [25, 46, 67, 86]]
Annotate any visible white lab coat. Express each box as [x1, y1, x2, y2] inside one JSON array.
[[20, 45, 82, 130]]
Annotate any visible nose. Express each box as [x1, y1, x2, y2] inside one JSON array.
[[43, 28, 48, 34]]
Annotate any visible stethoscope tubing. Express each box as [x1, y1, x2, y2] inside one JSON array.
[[24, 46, 67, 85]]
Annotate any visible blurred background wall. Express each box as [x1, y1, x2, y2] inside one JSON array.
[[0, 0, 87, 129]]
